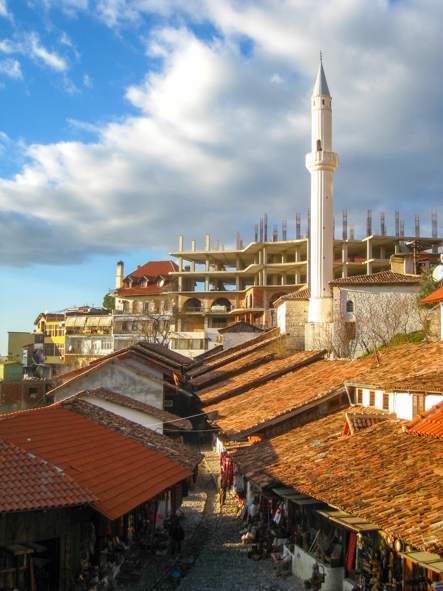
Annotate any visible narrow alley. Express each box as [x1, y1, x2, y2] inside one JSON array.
[[122, 445, 307, 591]]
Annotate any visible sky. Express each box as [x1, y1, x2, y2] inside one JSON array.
[[0, 0, 443, 354]]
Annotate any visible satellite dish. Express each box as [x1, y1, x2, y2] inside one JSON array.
[[432, 266, 443, 282]]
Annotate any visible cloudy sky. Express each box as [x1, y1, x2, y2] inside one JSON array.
[[1, 0, 442, 353]]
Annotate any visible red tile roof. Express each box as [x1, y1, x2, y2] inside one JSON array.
[[204, 357, 368, 439], [126, 260, 178, 281], [0, 436, 97, 513], [117, 261, 178, 296], [189, 328, 280, 368], [421, 286, 443, 305], [204, 342, 443, 439], [232, 408, 443, 553], [187, 332, 288, 379], [402, 401, 443, 438], [0, 404, 193, 520], [329, 271, 420, 286], [277, 287, 311, 302], [191, 350, 275, 390], [62, 398, 201, 470], [344, 341, 443, 389], [198, 350, 326, 405]]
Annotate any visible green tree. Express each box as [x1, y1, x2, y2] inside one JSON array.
[[417, 267, 438, 309], [102, 293, 115, 311]]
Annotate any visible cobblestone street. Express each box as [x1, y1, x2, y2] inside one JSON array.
[[121, 445, 306, 591]]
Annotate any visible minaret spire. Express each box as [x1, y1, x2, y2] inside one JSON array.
[[306, 56, 338, 324]]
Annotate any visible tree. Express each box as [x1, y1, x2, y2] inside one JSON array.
[[102, 293, 115, 311], [128, 306, 184, 347], [418, 267, 439, 308]]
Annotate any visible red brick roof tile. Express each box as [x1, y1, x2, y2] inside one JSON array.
[[345, 341, 443, 389], [0, 404, 193, 520], [117, 261, 178, 296], [402, 401, 443, 438], [198, 350, 326, 405], [187, 333, 288, 379], [421, 286, 443, 305], [204, 357, 365, 438], [62, 398, 201, 470], [329, 271, 420, 286], [277, 287, 311, 302], [232, 407, 443, 553], [0, 436, 97, 513]]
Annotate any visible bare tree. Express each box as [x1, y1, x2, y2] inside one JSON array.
[[128, 306, 186, 346], [352, 292, 424, 354]]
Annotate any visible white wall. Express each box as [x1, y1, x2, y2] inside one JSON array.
[[356, 388, 443, 421], [53, 362, 164, 408], [80, 394, 164, 433]]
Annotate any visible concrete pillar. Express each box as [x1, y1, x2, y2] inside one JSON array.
[[366, 238, 373, 274], [342, 242, 348, 278]]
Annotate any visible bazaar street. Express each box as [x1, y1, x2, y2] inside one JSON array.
[[122, 445, 306, 591]]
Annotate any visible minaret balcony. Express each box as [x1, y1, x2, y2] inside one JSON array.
[[306, 151, 338, 173]]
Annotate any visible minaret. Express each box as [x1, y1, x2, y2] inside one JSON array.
[[306, 55, 338, 322], [116, 260, 124, 290]]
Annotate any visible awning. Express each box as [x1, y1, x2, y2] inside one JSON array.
[[400, 551, 443, 574], [65, 317, 86, 327], [86, 316, 112, 327], [272, 487, 325, 506], [316, 508, 379, 532]]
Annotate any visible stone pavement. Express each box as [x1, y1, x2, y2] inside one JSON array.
[[121, 445, 307, 591]]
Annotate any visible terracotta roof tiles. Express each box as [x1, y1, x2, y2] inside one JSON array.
[[198, 350, 325, 405], [0, 436, 97, 513], [204, 357, 365, 438], [62, 398, 201, 470], [421, 286, 443, 305], [345, 341, 443, 389], [403, 401, 443, 438], [232, 407, 443, 553], [187, 333, 288, 379], [0, 403, 194, 520], [329, 270, 420, 286]]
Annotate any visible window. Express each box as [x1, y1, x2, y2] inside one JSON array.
[[383, 393, 389, 411], [346, 300, 354, 313], [357, 389, 363, 404], [44, 343, 64, 357], [345, 322, 356, 340], [28, 387, 39, 399], [413, 394, 425, 418], [369, 390, 375, 406]]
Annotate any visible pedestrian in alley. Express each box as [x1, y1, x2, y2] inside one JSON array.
[[170, 515, 185, 556]]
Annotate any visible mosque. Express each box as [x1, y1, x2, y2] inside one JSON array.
[[116, 59, 442, 357]]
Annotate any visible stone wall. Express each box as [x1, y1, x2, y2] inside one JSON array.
[[332, 285, 422, 358], [278, 300, 310, 352]]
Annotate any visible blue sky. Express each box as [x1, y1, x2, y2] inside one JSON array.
[[1, 0, 443, 354]]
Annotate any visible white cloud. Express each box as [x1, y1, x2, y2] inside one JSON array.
[[0, 0, 443, 267], [0, 58, 22, 79], [27, 32, 67, 71], [0, 31, 68, 72], [83, 73, 93, 87], [0, 0, 11, 19]]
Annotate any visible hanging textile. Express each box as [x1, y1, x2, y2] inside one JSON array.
[[259, 495, 269, 514], [346, 532, 357, 571], [273, 501, 285, 524]]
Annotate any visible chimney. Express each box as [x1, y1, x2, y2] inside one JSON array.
[[116, 260, 124, 290]]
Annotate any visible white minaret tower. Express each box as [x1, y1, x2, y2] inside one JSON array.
[[306, 54, 338, 323]]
